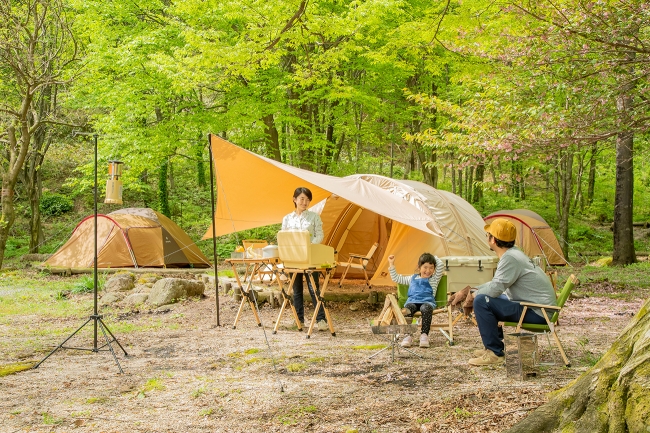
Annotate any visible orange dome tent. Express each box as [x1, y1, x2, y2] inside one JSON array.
[[483, 210, 568, 266], [45, 208, 210, 268]]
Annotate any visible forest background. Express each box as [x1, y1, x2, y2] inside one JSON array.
[[1, 0, 649, 268]]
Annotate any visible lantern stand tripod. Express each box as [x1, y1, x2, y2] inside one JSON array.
[[34, 132, 128, 373]]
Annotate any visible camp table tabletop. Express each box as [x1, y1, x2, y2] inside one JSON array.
[[274, 266, 336, 338], [225, 257, 283, 329]]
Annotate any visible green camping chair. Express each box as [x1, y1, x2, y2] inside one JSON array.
[[500, 274, 578, 367], [397, 275, 454, 345]]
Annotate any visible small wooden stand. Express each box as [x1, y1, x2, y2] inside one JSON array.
[[369, 294, 421, 361]]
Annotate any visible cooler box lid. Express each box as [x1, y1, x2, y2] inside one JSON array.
[[440, 256, 499, 268]]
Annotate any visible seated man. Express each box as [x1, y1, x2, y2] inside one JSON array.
[[469, 218, 557, 366]]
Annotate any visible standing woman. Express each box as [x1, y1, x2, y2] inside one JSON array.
[[282, 187, 328, 331]]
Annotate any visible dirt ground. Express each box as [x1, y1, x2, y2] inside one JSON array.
[[0, 273, 645, 433]]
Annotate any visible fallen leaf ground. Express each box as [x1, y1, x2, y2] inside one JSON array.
[[0, 270, 645, 433]]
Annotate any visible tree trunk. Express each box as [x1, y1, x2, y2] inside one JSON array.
[[195, 142, 206, 188], [158, 158, 170, 217], [262, 113, 282, 162], [553, 150, 573, 259], [466, 166, 474, 203], [504, 298, 650, 433], [586, 143, 598, 206], [571, 151, 585, 215], [473, 163, 484, 208], [612, 88, 636, 265], [417, 146, 438, 188], [451, 157, 456, 194]]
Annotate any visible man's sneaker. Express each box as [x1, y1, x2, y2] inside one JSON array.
[[473, 348, 489, 357], [419, 333, 430, 348], [317, 320, 328, 331], [468, 350, 505, 366], [400, 335, 413, 347]]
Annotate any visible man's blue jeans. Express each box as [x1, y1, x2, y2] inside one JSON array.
[[292, 272, 326, 324], [473, 294, 547, 357]]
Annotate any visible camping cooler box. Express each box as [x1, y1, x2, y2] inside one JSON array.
[[439, 256, 499, 293]]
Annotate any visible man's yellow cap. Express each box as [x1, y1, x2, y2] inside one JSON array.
[[484, 218, 517, 242]]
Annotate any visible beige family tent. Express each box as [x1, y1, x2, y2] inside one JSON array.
[[484, 210, 567, 266], [203, 135, 494, 285], [46, 208, 210, 268]]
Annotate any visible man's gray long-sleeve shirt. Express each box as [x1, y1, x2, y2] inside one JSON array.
[[476, 247, 556, 316]]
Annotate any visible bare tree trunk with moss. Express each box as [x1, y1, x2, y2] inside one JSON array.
[[504, 298, 650, 433]]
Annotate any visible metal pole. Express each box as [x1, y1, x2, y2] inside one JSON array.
[[93, 133, 98, 350], [34, 131, 127, 373], [208, 134, 221, 326]]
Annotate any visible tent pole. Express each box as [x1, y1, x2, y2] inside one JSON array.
[[209, 134, 221, 326]]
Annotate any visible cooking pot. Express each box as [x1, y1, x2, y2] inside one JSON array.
[[262, 245, 279, 258]]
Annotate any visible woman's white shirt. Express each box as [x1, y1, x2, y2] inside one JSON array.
[[281, 210, 324, 244]]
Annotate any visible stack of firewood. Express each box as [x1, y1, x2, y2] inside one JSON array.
[[374, 294, 408, 326]]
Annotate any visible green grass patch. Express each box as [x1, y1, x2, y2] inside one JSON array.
[[286, 362, 306, 372], [444, 407, 477, 419], [577, 261, 650, 290], [42, 412, 63, 425], [352, 344, 387, 350], [143, 378, 165, 392], [192, 386, 207, 398], [244, 348, 260, 354], [277, 405, 318, 426], [217, 270, 235, 278], [198, 407, 214, 417], [0, 362, 35, 377], [85, 396, 108, 404]]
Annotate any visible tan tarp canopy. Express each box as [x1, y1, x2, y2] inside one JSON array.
[[322, 175, 494, 285], [484, 209, 568, 266], [46, 208, 210, 268], [203, 135, 493, 285], [202, 135, 442, 239]]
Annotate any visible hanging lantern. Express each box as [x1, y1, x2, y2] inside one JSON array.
[[105, 160, 124, 204]]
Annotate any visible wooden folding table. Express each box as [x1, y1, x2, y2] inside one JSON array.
[[274, 266, 337, 338], [224, 257, 282, 329]]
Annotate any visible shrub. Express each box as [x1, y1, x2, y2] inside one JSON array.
[[40, 193, 73, 216]]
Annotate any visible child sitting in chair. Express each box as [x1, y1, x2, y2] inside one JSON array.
[[387, 253, 444, 348]]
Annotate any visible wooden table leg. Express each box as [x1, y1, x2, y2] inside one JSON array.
[[232, 296, 248, 329], [233, 263, 263, 328], [305, 269, 336, 338], [229, 261, 243, 290], [321, 270, 336, 336], [273, 272, 302, 333]]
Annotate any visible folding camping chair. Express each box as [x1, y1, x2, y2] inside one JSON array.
[[398, 275, 454, 345], [500, 274, 578, 367], [338, 242, 379, 290]]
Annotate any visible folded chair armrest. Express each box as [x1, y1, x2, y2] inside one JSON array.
[[519, 302, 561, 310]]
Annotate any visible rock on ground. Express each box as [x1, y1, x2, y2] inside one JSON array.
[[146, 278, 205, 307]]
